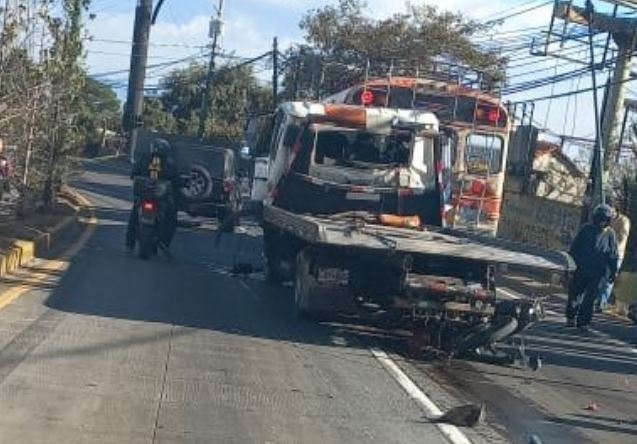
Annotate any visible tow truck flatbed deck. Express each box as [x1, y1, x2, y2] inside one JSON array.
[[263, 205, 574, 275]]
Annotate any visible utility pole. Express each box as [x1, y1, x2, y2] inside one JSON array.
[[554, 1, 637, 174], [601, 36, 633, 170], [585, 1, 605, 209], [272, 37, 279, 110], [124, 0, 153, 156], [549, 0, 637, 221], [198, 0, 225, 140]]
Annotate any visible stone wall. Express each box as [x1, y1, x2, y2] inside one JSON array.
[[498, 192, 581, 251]]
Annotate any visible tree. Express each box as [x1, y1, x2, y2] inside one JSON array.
[[142, 62, 271, 145], [0, 0, 93, 212], [77, 78, 121, 153], [41, 0, 90, 207], [282, 0, 504, 100], [142, 97, 176, 134]]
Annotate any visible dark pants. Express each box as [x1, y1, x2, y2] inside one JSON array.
[[566, 273, 606, 327], [125, 199, 177, 248]]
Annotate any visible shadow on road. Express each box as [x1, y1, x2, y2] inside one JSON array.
[[548, 415, 637, 437], [17, 158, 636, 444], [36, 159, 637, 377]]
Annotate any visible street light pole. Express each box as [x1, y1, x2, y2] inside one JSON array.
[[198, 0, 225, 140]]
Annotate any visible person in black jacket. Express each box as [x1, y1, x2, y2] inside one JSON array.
[[566, 204, 619, 332], [125, 138, 180, 253]]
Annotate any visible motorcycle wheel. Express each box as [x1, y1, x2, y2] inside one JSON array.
[[138, 225, 157, 260], [457, 316, 519, 356]]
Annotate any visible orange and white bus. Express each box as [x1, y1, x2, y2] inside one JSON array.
[[324, 76, 511, 235]]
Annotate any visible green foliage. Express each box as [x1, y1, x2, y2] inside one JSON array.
[[142, 62, 271, 144], [142, 97, 176, 134], [77, 77, 121, 145], [283, 0, 504, 100], [0, 0, 94, 212]]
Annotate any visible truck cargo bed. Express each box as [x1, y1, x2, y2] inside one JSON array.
[[263, 204, 574, 275]]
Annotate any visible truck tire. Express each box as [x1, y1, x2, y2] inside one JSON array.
[[180, 164, 213, 202], [294, 249, 318, 318], [263, 227, 288, 283]]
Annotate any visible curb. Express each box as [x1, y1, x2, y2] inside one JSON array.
[[0, 189, 88, 279]]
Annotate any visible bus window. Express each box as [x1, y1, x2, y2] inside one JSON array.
[[465, 133, 503, 175], [440, 130, 457, 169]]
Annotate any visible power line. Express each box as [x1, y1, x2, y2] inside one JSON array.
[[88, 37, 208, 49], [512, 72, 637, 103], [478, 0, 547, 22], [91, 51, 210, 78], [482, 0, 553, 25]]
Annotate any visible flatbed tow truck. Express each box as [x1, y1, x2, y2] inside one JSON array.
[[252, 101, 573, 368]]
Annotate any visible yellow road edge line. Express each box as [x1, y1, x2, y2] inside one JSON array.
[[0, 188, 96, 312], [0, 285, 31, 311]]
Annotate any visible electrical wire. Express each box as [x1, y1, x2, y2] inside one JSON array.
[[90, 51, 210, 78], [543, 59, 560, 128], [478, 0, 548, 22], [482, 1, 554, 25], [88, 37, 209, 49], [512, 72, 637, 103]]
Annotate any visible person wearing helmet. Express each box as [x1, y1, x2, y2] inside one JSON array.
[[566, 203, 619, 332], [125, 138, 180, 253]]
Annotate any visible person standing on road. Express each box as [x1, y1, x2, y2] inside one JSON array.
[[566, 204, 619, 332], [598, 205, 631, 310]]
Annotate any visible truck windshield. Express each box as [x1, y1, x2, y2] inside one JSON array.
[[313, 128, 411, 168]]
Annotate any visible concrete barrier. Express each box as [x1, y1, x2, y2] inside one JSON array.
[[0, 189, 86, 278]]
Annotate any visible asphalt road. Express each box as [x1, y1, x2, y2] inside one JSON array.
[[1, 158, 636, 444], [0, 159, 461, 443]]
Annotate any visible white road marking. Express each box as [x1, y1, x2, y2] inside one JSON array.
[[370, 348, 473, 444]]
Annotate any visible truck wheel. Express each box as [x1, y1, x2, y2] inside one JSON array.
[[295, 249, 317, 318], [263, 227, 288, 283], [180, 164, 213, 202]]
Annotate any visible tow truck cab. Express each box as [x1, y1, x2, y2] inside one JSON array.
[[255, 101, 447, 226]]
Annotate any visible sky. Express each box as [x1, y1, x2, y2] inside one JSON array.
[[84, 0, 637, 146]]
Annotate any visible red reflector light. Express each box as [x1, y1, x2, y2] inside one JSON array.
[[475, 105, 501, 124], [487, 108, 500, 123], [142, 201, 156, 212], [361, 90, 374, 106]]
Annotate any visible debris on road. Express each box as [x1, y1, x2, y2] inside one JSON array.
[[529, 434, 544, 444], [584, 402, 600, 412], [432, 403, 485, 427]]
